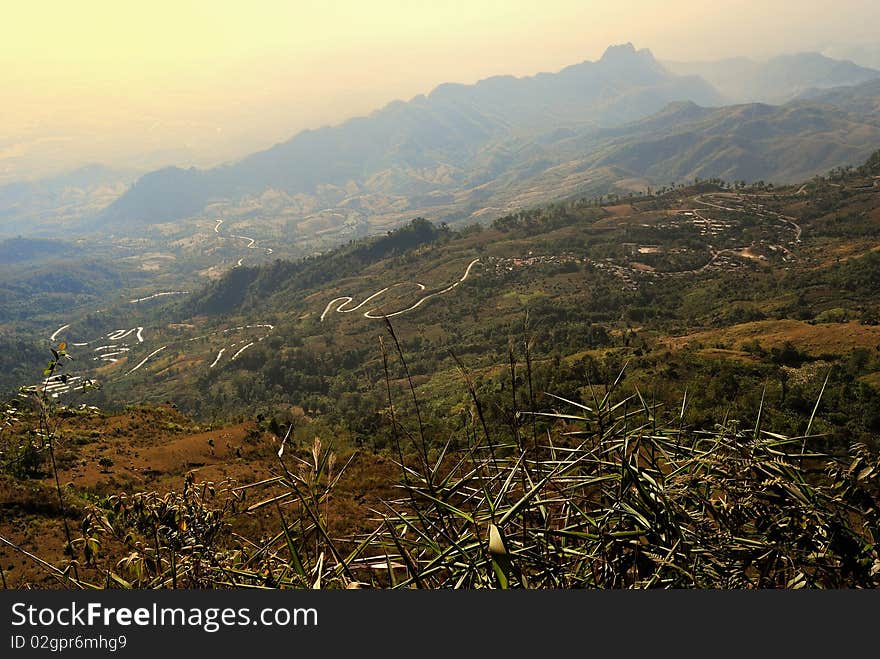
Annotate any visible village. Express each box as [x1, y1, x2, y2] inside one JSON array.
[[486, 191, 801, 292]]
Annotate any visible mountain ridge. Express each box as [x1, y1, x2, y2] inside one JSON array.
[[99, 44, 722, 226], [71, 46, 880, 249]]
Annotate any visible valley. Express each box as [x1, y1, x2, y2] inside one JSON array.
[[6, 155, 878, 454]]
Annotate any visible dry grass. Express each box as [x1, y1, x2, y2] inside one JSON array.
[[665, 320, 880, 355], [2, 338, 878, 589], [690, 348, 760, 363]]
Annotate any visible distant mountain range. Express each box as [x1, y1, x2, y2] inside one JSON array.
[[100, 44, 721, 226], [13, 44, 880, 241], [574, 99, 880, 184], [664, 52, 880, 104]]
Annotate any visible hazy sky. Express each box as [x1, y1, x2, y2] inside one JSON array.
[[3, 0, 879, 182]]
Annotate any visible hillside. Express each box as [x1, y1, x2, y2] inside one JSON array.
[[580, 101, 880, 183], [3, 151, 877, 456], [797, 78, 880, 114]]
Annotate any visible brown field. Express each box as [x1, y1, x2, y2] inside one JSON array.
[[859, 371, 880, 391], [693, 348, 759, 363], [0, 406, 397, 588], [664, 320, 880, 355], [601, 204, 636, 217]]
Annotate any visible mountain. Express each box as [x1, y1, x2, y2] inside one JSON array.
[[795, 78, 880, 115], [822, 43, 880, 70], [665, 52, 880, 104], [99, 44, 721, 228], [70, 46, 880, 250], [574, 100, 880, 183], [94, 97, 880, 247], [403, 98, 880, 216]]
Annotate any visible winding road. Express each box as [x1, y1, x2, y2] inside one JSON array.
[[130, 291, 189, 304], [230, 234, 256, 249], [49, 324, 145, 364], [321, 258, 481, 321], [50, 324, 71, 342], [127, 346, 167, 375], [208, 348, 226, 368], [212, 216, 274, 268], [193, 324, 275, 370], [38, 215, 281, 392], [38, 320, 276, 394]]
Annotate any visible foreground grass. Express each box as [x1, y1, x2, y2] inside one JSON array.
[[3, 349, 877, 590]]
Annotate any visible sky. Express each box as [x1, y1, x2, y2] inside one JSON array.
[[3, 0, 879, 182]]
